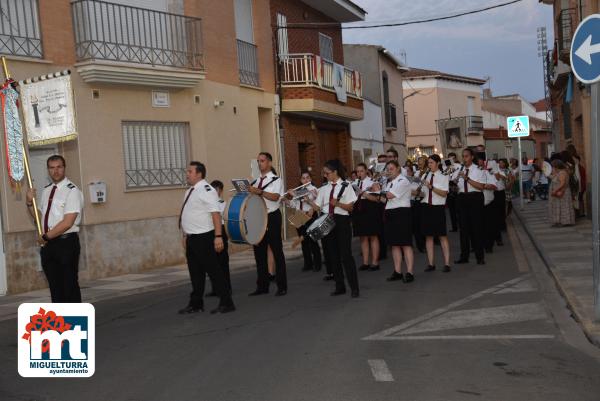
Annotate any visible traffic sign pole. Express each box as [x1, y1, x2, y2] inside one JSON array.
[[518, 137, 524, 210], [592, 82, 600, 321]]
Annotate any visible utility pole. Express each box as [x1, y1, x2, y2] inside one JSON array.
[[537, 26, 552, 154]]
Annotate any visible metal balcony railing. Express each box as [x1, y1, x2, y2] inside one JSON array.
[[237, 39, 259, 87], [467, 115, 483, 131], [0, 0, 42, 58], [558, 8, 576, 54], [385, 102, 397, 129], [71, 0, 203, 69], [279, 53, 363, 98]]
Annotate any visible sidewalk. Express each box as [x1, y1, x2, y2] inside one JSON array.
[[0, 238, 303, 322], [512, 199, 600, 347]]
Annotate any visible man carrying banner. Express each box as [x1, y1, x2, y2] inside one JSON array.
[[26, 155, 84, 303]]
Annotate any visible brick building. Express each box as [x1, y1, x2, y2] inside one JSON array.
[[270, 0, 366, 186]]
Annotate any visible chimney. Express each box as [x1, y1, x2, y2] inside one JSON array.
[[483, 88, 492, 99]]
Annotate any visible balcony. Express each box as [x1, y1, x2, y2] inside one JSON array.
[[466, 115, 483, 133], [237, 39, 259, 87], [279, 53, 363, 121], [385, 102, 397, 130], [71, 0, 205, 88], [0, 0, 42, 58], [557, 8, 576, 60]]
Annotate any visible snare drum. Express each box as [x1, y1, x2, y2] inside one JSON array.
[[225, 193, 268, 245], [305, 213, 335, 241]]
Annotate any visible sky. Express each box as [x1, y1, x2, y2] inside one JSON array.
[[343, 0, 555, 102]]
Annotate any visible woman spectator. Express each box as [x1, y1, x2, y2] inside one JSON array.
[[549, 160, 575, 227]]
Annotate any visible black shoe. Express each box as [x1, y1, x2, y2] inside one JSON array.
[[205, 291, 217, 297], [485, 247, 493, 254], [210, 304, 236, 314], [358, 264, 370, 271], [178, 305, 203, 314], [477, 259, 485, 265], [351, 290, 359, 298], [424, 265, 436, 272], [386, 271, 403, 282], [323, 274, 334, 281], [496, 240, 504, 246], [454, 258, 469, 264], [248, 289, 269, 296], [275, 289, 287, 297], [368, 265, 380, 271], [404, 272, 415, 283], [313, 266, 322, 272], [443, 265, 451, 273], [268, 274, 276, 282], [330, 289, 346, 296]]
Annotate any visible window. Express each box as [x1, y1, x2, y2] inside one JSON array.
[[234, 0, 254, 43], [276, 13, 288, 57], [122, 121, 189, 189], [319, 33, 333, 61], [467, 96, 475, 116]]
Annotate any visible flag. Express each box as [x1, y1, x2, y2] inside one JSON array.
[[0, 79, 25, 183]]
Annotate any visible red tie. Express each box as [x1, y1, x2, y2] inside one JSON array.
[[428, 174, 434, 205], [328, 183, 337, 214], [43, 185, 58, 233], [464, 168, 469, 193], [178, 187, 195, 228], [299, 200, 303, 211], [257, 177, 266, 190]]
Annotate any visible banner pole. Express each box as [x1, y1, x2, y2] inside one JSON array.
[[1, 57, 43, 236]]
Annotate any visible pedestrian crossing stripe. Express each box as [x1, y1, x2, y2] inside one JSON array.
[[362, 275, 554, 341], [507, 115, 530, 138]]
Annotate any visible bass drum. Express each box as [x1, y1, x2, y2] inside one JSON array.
[[225, 193, 267, 245]]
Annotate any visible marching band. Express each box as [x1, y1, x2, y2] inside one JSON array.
[[177, 146, 513, 313]]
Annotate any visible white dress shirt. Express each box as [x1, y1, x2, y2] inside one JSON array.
[[290, 184, 318, 213], [41, 178, 84, 234], [385, 174, 412, 209], [455, 164, 485, 193], [483, 170, 498, 206], [217, 198, 226, 225], [180, 180, 220, 235], [356, 177, 374, 198], [420, 171, 449, 206], [252, 171, 283, 213], [495, 169, 508, 191], [315, 179, 357, 216]]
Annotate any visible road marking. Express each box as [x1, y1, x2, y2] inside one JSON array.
[[495, 279, 536, 294], [367, 359, 394, 382], [374, 335, 555, 341], [400, 302, 546, 334], [363, 276, 528, 340]]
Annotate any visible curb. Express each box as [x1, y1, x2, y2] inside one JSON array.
[[512, 207, 600, 348]]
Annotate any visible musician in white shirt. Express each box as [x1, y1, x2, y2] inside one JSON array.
[[420, 155, 451, 272], [383, 161, 415, 283], [454, 148, 486, 265], [310, 160, 360, 298], [352, 163, 381, 272], [247, 152, 287, 296], [479, 158, 499, 254], [285, 170, 321, 272]]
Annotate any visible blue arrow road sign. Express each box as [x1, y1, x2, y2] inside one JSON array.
[[507, 116, 530, 138], [571, 14, 600, 84]]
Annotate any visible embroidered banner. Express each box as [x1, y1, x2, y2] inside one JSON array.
[[0, 81, 25, 183], [20, 74, 77, 146]]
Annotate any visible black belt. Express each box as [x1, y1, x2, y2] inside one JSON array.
[[51, 232, 78, 241]]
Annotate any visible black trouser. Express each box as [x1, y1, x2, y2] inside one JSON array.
[[322, 215, 359, 292], [253, 209, 287, 291], [411, 200, 425, 251], [41, 233, 81, 303], [377, 203, 387, 259], [447, 189, 459, 230], [483, 203, 497, 251], [186, 231, 233, 309], [494, 190, 507, 235], [457, 192, 485, 261], [298, 217, 321, 271], [209, 226, 232, 294]]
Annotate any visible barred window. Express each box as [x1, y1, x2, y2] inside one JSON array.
[[122, 121, 189, 189]]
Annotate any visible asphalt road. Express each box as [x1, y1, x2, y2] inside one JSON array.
[[1, 222, 600, 401]]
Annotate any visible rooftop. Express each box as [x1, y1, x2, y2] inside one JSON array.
[[403, 67, 486, 85], [301, 0, 366, 22]]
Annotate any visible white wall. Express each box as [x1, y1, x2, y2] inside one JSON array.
[[351, 100, 384, 164]]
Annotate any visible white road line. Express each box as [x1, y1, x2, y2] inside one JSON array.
[[371, 335, 555, 341], [363, 276, 529, 340], [368, 359, 395, 382]]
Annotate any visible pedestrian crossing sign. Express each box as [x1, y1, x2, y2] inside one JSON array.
[[507, 116, 530, 138]]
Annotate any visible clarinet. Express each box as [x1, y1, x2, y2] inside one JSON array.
[[415, 168, 431, 200]]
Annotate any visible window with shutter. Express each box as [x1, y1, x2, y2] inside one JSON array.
[[122, 121, 189, 188], [319, 33, 333, 61], [277, 12, 288, 57]]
